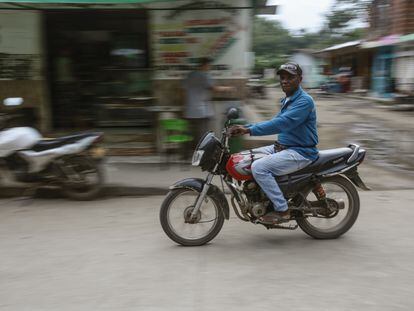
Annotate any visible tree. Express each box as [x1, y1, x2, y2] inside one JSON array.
[[252, 17, 292, 71], [252, 1, 371, 71], [325, 0, 371, 35]]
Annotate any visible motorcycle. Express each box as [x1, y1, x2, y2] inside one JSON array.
[[160, 108, 370, 246], [0, 97, 105, 200]]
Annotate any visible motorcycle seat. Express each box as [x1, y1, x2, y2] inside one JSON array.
[[292, 147, 353, 175], [30, 132, 102, 152]]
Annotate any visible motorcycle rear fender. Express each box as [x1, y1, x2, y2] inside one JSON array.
[[170, 178, 230, 220], [344, 167, 371, 190]]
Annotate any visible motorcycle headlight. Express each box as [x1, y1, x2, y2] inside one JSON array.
[[192, 150, 205, 166]]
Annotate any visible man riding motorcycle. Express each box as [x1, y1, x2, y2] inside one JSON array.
[[230, 62, 318, 224]]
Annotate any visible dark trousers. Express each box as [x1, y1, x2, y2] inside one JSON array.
[[186, 118, 211, 158]]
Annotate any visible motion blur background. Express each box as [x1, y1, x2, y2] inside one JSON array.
[[1, 1, 414, 310], [0, 0, 413, 201]]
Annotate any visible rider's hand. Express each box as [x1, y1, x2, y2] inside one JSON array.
[[229, 125, 250, 137]]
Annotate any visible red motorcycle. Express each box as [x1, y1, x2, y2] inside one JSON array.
[[160, 109, 369, 246]]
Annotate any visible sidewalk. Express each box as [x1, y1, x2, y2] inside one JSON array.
[[0, 160, 207, 199], [103, 159, 206, 196]]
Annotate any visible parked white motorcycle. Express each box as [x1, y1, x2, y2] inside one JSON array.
[[0, 97, 105, 200]]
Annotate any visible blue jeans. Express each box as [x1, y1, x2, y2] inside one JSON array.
[[251, 145, 312, 212]]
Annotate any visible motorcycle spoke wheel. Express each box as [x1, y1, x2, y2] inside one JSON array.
[[160, 188, 225, 246], [305, 182, 350, 230], [66, 160, 100, 191], [297, 175, 360, 239], [167, 190, 218, 239], [62, 156, 103, 200]]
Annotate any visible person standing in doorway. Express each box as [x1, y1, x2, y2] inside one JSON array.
[[182, 57, 232, 153]]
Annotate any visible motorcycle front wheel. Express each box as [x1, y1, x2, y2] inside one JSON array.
[[160, 188, 225, 246], [296, 175, 360, 239]]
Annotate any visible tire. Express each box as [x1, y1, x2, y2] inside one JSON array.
[[296, 175, 360, 239], [62, 156, 103, 201], [160, 188, 225, 246]]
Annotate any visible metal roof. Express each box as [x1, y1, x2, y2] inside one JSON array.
[[320, 40, 362, 52]]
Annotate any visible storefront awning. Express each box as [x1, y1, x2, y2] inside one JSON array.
[[361, 33, 414, 49], [1, 0, 175, 3], [399, 33, 414, 43], [318, 40, 361, 54], [0, 0, 276, 13], [361, 34, 400, 49]]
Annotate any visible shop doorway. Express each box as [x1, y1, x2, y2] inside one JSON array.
[[45, 10, 152, 130]]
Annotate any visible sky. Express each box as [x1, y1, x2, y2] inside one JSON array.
[[262, 0, 335, 33]]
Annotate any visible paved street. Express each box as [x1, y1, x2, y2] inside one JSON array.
[[1, 190, 414, 311]]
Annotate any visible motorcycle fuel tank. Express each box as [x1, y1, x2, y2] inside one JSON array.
[[0, 127, 41, 157], [226, 150, 267, 181]]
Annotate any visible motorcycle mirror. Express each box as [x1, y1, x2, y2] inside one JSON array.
[[3, 97, 24, 107], [227, 107, 239, 120]]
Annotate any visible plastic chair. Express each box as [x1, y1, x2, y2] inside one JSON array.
[[159, 118, 192, 167]]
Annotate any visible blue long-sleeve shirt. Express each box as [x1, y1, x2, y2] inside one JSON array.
[[247, 87, 319, 161]]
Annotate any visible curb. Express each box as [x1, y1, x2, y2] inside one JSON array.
[[2, 182, 414, 200], [319, 93, 396, 104], [0, 185, 169, 199]]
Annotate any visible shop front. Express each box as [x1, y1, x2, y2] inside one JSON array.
[[394, 34, 414, 94], [318, 40, 373, 93], [45, 10, 152, 129], [362, 35, 400, 98], [0, 0, 276, 151]]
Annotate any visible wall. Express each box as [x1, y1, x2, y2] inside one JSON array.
[[369, 0, 414, 39], [394, 45, 414, 93], [0, 10, 50, 131], [391, 0, 414, 35]]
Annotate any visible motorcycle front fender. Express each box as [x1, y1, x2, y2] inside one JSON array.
[[170, 178, 230, 220]]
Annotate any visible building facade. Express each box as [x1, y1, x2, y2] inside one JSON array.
[[320, 0, 414, 97], [0, 0, 275, 135], [364, 0, 414, 96]]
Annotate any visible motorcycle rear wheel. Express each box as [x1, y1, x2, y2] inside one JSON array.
[[160, 188, 225, 246], [62, 156, 103, 201], [296, 175, 360, 239]]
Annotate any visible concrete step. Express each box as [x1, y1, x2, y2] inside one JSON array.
[[104, 134, 154, 144], [106, 146, 156, 156]]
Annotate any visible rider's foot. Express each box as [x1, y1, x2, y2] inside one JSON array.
[[259, 210, 290, 224]]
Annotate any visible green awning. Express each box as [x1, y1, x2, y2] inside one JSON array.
[[0, 0, 276, 13], [1, 0, 175, 3]]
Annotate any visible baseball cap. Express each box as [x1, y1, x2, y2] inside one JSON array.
[[277, 62, 303, 76]]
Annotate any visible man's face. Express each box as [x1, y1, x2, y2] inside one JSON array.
[[279, 71, 302, 95]]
